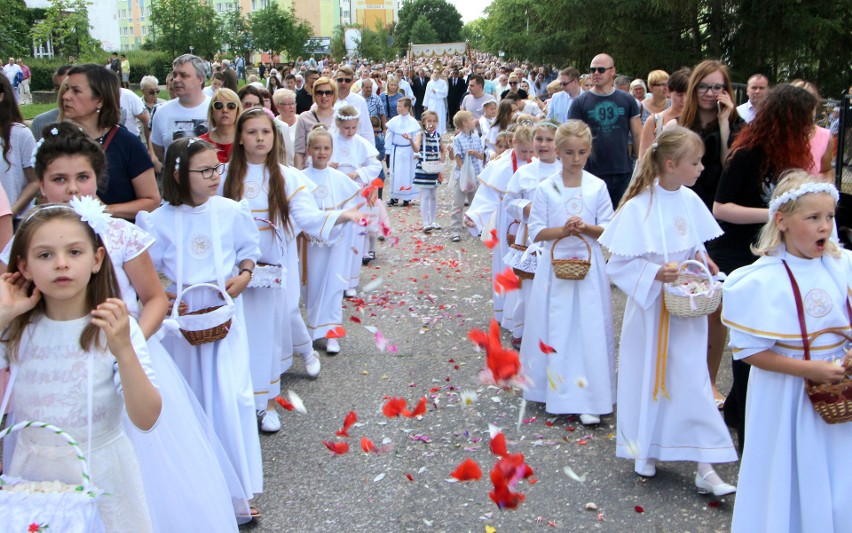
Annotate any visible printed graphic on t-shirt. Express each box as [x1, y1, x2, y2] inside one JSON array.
[[587, 100, 625, 133], [170, 119, 209, 141]]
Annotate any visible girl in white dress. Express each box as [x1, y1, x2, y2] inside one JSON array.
[[424, 70, 449, 135], [503, 120, 562, 346], [4, 123, 248, 530], [0, 204, 161, 533], [329, 105, 381, 297], [520, 121, 615, 425], [385, 97, 420, 206], [600, 126, 738, 492], [137, 137, 265, 513], [722, 171, 852, 532], [302, 126, 366, 355], [464, 125, 535, 326]]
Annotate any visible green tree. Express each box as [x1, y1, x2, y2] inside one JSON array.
[[249, 4, 312, 60], [409, 16, 439, 44], [30, 0, 102, 59], [330, 25, 348, 60], [219, 7, 252, 58], [0, 0, 30, 59], [395, 0, 462, 50], [357, 21, 397, 62], [149, 0, 221, 57], [461, 18, 486, 51]]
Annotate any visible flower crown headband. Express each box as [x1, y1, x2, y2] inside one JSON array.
[[22, 196, 112, 238], [174, 137, 202, 170], [768, 182, 839, 218], [334, 108, 360, 121]]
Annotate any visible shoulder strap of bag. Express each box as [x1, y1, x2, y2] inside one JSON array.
[[101, 126, 119, 152]]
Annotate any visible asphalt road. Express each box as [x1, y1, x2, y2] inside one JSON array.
[[247, 182, 738, 533]]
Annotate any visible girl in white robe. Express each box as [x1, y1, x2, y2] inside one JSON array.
[[521, 121, 615, 424], [599, 127, 737, 491], [137, 137, 266, 508], [302, 126, 364, 355], [4, 124, 248, 529], [385, 98, 420, 205], [722, 171, 852, 533], [330, 106, 382, 296], [424, 71, 449, 135], [502, 121, 561, 344], [464, 125, 534, 326]]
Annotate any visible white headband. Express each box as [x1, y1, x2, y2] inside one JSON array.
[[22, 196, 112, 238], [334, 108, 360, 121], [768, 182, 839, 218]]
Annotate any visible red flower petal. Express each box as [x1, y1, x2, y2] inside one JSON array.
[[539, 340, 556, 354], [405, 473, 414, 481], [382, 397, 408, 417], [494, 267, 521, 294], [322, 440, 349, 455], [325, 326, 347, 339], [484, 229, 499, 249], [406, 396, 427, 417], [490, 432, 508, 457], [336, 411, 357, 437], [360, 437, 375, 453], [450, 458, 482, 481], [634, 505, 645, 513], [275, 395, 295, 411], [349, 316, 362, 324]]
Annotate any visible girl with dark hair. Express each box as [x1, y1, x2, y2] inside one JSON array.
[[60, 64, 160, 220], [712, 83, 820, 449], [138, 136, 264, 518], [0, 74, 37, 222]]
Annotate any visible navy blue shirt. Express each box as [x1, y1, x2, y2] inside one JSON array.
[[568, 89, 639, 176], [98, 125, 154, 210]]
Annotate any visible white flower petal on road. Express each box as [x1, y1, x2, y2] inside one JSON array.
[[287, 390, 307, 414], [488, 423, 501, 439], [459, 389, 478, 407], [564, 465, 587, 482], [373, 473, 385, 482], [362, 277, 384, 292]]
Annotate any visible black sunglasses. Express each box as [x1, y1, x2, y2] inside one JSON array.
[[213, 101, 238, 110], [315, 89, 334, 97], [589, 67, 613, 74], [336, 77, 352, 83]]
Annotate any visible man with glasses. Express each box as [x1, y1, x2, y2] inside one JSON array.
[[151, 54, 211, 161], [735, 73, 769, 123], [297, 69, 319, 114], [546, 67, 581, 123], [568, 53, 642, 207], [334, 66, 374, 143]]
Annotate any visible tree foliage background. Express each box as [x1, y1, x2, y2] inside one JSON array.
[[0, 0, 32, 59], [219, 7, 253, 58], [149, 0, 221, 57], [478, 0, 851, 97], [394, 0, 463, 51], [249, 4, 312, 60], [30, 0, 102, 59]]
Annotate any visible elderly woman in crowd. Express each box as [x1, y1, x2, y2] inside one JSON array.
[[272, 88, 298, 166]]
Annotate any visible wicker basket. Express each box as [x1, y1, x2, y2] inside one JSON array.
[[663, 260, 722, 318], [170, 283, 234, 346], [0, 421, 104, 531], [551, 235, 591, 280], [804, 330, 852, 424], [507, 220, 534, 280], [506, 220, 519, 247]]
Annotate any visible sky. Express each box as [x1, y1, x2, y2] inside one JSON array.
[[448, 0, 492, 23]]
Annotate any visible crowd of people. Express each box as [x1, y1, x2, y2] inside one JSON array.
[[0, 46, 849, 532]]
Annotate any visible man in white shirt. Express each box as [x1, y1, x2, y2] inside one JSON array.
[[3, 57, 22, 100], [546, 67, 581, 123], [119, 87, 149, 139], [736, 73, 769, 123], [334, 66, 374, 143], [151, 54, 211, 160]]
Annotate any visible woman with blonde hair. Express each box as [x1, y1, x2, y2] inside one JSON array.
[[199, 88, 242, 163], [293, 76, 337, 169]]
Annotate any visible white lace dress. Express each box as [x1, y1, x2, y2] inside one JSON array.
[[1, 316, 154, 533]]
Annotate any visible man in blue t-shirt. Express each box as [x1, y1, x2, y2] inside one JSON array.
[[568, 53, 642, 208]]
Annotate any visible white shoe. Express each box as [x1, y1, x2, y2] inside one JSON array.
[[344, 289, 356, 298], [260, 410, 281, 433], [326, 338, 341, 355], [579, 414, 600, 426], [302, 350, 321, 377], [634, 459, 656, 478], [695, 471, 736, 496], [430, 222, 442, 230]]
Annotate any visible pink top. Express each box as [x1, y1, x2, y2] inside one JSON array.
[[0, 184, 11, 218], [808, 126, 831, 174]]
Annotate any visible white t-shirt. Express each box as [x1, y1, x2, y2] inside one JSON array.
[[3, 63, 22, 85], [150, 96, 211, 151], [0, 123, 36, 215], [119, 88, 146, 137]]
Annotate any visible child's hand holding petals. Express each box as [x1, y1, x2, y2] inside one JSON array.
[[806, 360, 847, 385]]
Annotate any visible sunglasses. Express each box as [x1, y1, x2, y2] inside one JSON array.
[[213, 101, 238, 110], [650, 82, 667, 87], [315, 89, 334, 97], [509, 81, 518, 85], [589, 67, 613, 74], [146, 89, 159, 95], [560, 81, 574, 86], [336, 77, 352, 83]]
